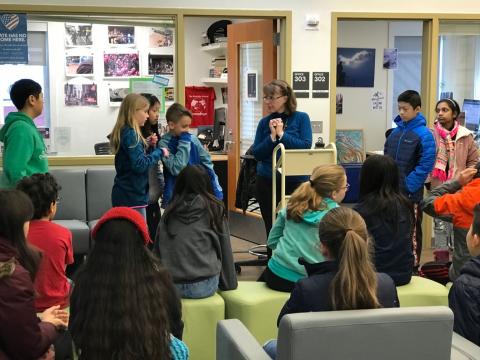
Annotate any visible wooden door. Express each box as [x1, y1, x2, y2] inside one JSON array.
[[226, 20, 277, 211]]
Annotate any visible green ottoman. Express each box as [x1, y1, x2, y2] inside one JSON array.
[[219, 281, 290, 344], [446, 282, 453, 291], [397, 276, 449, 307], [181, 293, 225, 360]]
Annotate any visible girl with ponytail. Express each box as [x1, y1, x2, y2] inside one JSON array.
[[263, 207, 399, 359], [261, 164, 347, 292]]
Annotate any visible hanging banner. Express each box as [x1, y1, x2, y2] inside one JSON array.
[[0, 13, 28, 64]]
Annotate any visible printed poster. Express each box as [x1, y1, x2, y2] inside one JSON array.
[[0, 13, 28, 64]]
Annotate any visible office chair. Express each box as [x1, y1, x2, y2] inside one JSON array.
[[94, 142, 112, 155]]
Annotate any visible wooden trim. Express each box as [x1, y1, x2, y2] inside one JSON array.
[[48, 156, 114, 166], [329, 13, 338, 143], [284, 14, 292, 80], [176, 14, 185, 105]]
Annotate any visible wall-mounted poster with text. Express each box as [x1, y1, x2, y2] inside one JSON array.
[[0, 13, 27, 64]]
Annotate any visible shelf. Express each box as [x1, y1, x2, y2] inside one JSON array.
[[201, 42, 227, 57], [201, 77, 227, 85]]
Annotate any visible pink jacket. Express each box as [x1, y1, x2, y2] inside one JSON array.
[[430, 125, 479, 188]]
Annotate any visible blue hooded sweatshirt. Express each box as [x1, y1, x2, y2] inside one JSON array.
[[384, 113, 436, 203]]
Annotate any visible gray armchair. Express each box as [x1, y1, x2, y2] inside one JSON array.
[[217, 306, 480, 360]]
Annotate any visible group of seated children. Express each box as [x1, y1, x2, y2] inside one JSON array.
[[2, 84, 480, 358]]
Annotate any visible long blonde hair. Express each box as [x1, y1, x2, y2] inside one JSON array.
[[286, 164, 345, 222], [319, 207, 380, 310], [110, 93, 148, 154]]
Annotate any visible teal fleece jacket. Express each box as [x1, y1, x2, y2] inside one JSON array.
[[267, 198, 338, 282], [0, 112, 48, 188]]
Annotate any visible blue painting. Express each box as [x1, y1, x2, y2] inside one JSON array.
[[335, 129, 365, 164], [336, 48, 375, 87]]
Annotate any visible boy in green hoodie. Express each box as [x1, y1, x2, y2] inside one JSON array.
[[0, 79, 48, 188]]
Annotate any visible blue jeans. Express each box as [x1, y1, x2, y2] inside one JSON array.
[[263, 339, 277, 359], [175, 275, 219, 299]]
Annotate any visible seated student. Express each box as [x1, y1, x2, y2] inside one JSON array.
[[261, 164, 347, 292], [0, 189, 68, 359], [154, 165, 237, 299], [159, 103, 222, 208], [421, 166, 480, 281], [264, 207, 399, 359], [449, 203, 480, 346], [69, 207, 187, 359], [16, 173, 74, 312], [354, 155, 414, 286]]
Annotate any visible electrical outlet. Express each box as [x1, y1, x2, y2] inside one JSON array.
[[311, 121, 323, 133]]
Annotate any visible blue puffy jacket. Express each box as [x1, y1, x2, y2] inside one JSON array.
[[384, 113, 436, 202]]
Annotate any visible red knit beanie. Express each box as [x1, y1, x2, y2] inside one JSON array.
[[91, 207, 151, 245]]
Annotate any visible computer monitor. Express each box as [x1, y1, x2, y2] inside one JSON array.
[[463, 99, 480, 132]]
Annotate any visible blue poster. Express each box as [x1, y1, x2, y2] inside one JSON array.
[[0, 13, 28, 64]]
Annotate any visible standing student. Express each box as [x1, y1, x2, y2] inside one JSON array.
[[354, 155, 414, 286], [429, 98, 478, 249], [69, 207, 188, 359], [154, 165, 237, 298], [384, 90, 436, 266], [421, 166, 480, 280], [0, 189, 68, 360], [16, 173, 74, 312], [110, 93, 168, 218], [263, 207, 399, 359], [140, 93, 165, 239], [261, 164, 347, 292], [449, 203, 480, 346], [159, 103, 222, 208], [252, 80, 312, 240], [0, 79, 48, 188]]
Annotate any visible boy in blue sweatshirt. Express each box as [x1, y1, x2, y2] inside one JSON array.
[[384, 90, 436, 266], [159, 103, 222, 207]]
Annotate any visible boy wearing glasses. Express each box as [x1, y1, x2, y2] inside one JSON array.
[[384, 90, 436, 266], [17, 173, 73, 312]]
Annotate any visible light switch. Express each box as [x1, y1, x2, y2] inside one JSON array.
[[311, 121, 323, 133]]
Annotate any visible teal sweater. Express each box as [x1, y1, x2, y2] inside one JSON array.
[[0, 112, 48, 188], [170, 335, 189, 359], [267, 198, 338, 282]]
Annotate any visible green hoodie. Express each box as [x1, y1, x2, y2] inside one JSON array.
[[267, 198, 338, 282], [0, 112, 48, 188]]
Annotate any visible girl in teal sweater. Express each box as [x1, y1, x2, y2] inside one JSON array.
[[263, 164, 348, 292]]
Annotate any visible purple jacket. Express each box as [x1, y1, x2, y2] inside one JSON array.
[[0, 237, 58, 359]]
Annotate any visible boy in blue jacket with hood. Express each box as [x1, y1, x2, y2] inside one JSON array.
[[384, 90, 436, 266]]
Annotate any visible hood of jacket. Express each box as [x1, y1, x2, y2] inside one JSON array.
[[0, 112, 36, 142], [460, 256, 480, 278], [289, 198, 337, 225], [0, 237, 17, 262], [173, 194, 207, 225], [393, 112, 426, 131], [299, 257, 338, 276]]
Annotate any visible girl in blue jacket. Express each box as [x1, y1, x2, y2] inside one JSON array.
[[262, 164, 347, 292], [110, 94, 168, 218]]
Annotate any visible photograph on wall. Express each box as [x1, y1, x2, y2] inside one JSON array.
[[149, 27, 174, 47], [148, 54, 174, 75], [335, 129, 365, 163], [129, 78, 165, 113], [164, 87, 174, 102], [64, 23, 92, 47], [383, 48, 398, 70], [109, 87, 129, 106], [336, 48, 375, 87], [108, 26, 135, 45], [104, 52, 139, 77], [65, 55, 94, 76], [336, 93, 343, 114], [246, 70, 258, 101], [440, 91, 453, 100], [64, 83, 98, 106]]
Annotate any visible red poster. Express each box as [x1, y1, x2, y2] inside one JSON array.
[[185, 86, 216, 127]]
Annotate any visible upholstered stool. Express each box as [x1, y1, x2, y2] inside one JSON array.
[[219, 281, 290, 344], [181, 293, 225, 360], [445, 282, 453, 291], [397, 276, 449, 307]]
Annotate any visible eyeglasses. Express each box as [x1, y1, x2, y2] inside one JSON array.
[[263, 95, 284, 102], [342, 183, 350, 191]]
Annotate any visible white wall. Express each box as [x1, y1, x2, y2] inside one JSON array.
[[6, 0, 480, 147]]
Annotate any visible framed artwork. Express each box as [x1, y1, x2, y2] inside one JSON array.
[[335, 129, 365, 163], [337, 47, 375, 87]]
